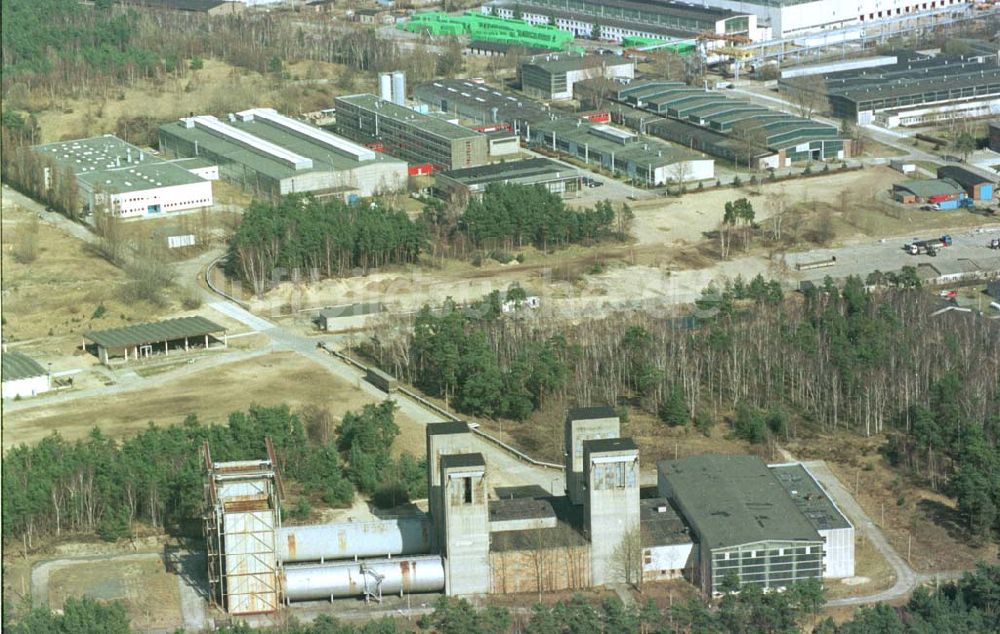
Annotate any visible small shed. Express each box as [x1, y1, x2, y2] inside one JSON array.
[[937, 165, 996, 201], [317, 302, 384, 331], [83, 316, 227, 365], [889, 159, 916, 174], [892, 179, 966, 204], [2, 351, 51, 399]]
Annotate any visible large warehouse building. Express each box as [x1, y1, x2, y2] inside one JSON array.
[[159, 108, 408, 199], [520, 53, 635, 101], [658, 455, 828, 595], [334, 94, 490, 171], [32, 135, 214, 218], [435, 158, 583, 200], [620, 80, 847, 166], [802, 52, 1000, 127], [483, 0, 767, 43], [680, 0, 973, 39]]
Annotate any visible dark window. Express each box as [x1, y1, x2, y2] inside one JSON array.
[[464, 477, 473, 503]]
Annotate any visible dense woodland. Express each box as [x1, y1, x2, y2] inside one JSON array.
[[0, 402, 423, 549], [371, 280, 1000, 542], [7, 564, 999, 632], [227, 187, 625, 294]]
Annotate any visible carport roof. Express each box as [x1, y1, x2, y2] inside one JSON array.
[[84, 316, 225, 349]]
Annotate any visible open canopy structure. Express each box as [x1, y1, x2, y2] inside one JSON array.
[[83, 316, 227, 365]]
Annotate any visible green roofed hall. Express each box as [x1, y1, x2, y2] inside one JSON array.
[[84, 316, 228, 366], [2, 351, 47, 381]]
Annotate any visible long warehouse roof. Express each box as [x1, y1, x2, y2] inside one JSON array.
[[336, 94, 485, 141], [2, 351, 48, 381], [84, 316, 226, 349], [659, 455, 822, 550]]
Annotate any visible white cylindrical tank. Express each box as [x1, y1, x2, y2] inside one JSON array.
[[283, 555, 445, 601], [276, 518, 431, 563], [379, 73, 393, 102], [391, 71, 406, 106]]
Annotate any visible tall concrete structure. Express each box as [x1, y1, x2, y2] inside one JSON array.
[[583, 438, 640, 585], [564, 407, 620, 505], [439, 453, 491, 596], [426, 422, 474, 548]]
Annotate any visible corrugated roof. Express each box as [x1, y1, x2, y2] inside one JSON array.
[[893, 178, 966, 198], [335, 94, 485, 141], [2, 351, 47, 382], [659, 455, 822, 550], [84, 316, 225, 349]]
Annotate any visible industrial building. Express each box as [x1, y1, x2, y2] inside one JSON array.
[[401, 11, 575, 51], [937, 165, 995, 201], [203, 404, 856, 614], [681, 0, 973, 39], [334, 94, 490, 171], [527, 118, 715, 184], [159, 108, 408, 199], [413, 79, 555, 135], [83, 316, 227, 366], [435, 158, 583, 200], [619, 80, 847, 166], [32, 135, 214, 219], [809, 52, 1000, 127], [658, 455, 827, 595], [520, 54, 635, 101], [1, 351, 51, 399], [989, 121, 1000, 152], [892, 178, 968, 206], [482, 0, 767, 43]]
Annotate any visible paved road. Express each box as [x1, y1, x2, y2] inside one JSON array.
[[804, 461, 918, 607]]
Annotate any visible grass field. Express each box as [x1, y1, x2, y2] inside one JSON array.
[[2, 351, 425, 455]]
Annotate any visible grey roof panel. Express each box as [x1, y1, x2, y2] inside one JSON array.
[[440, 452, 486, 469], [770, 464, 852, 531], [84, 316, 226, 349], [2, 352, 47, 381]]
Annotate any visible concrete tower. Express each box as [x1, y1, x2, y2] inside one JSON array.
[[426, 422, 473, 549], [439, 452, 490, 596], [564, 407, 620, 505], [583, 437, 640, 586]]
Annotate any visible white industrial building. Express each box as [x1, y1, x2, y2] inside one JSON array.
[[2, 351, 51, 399], [32, 135, 215, 219], [159, 108, 409, 199], [690, 0, 971, 38]]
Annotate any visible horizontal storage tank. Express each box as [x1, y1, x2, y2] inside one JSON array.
[[283, 556, 445, 602], [276, 518, 431, 563]]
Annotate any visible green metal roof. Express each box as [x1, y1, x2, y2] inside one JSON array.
[[893, 179, 966, 198], [33, 135, 206, 193], [659, 455, 822, 550], [2, 351, 47, 381], [770, 464, 852, 531], [84, 316, 225, 349]]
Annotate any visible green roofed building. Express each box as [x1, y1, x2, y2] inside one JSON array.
[[159, 108, 408, 199], [2, 351, 51, 399], [658, 455, 824, 595], [83, 316, 227, 365]]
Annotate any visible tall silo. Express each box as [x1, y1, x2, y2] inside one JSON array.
[[378, 73, 392, 102], [391, 71, 406, 106]]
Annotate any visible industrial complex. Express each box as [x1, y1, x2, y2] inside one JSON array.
[[792, 50, 1000, 127], [158, 108, 408, 199], [520, 53, 635, 101], [202, 409, 853, 615], [32, 135, 215, 218]]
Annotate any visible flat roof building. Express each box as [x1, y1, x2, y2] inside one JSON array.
[[435, 157, 582, 200], [33, 135, 214, 218], [159, 108, 407, 199], [334, 94, 489, 171], [658, 455, 825, 595], [520, 54, 635, 101]]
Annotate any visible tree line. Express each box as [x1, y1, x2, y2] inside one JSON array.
[[1, 402, 423, 549], [227, 196, 425, 295], [370, 279, 999, 541]]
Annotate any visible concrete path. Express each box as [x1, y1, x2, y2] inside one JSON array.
[[803, 461, 918, 607]]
